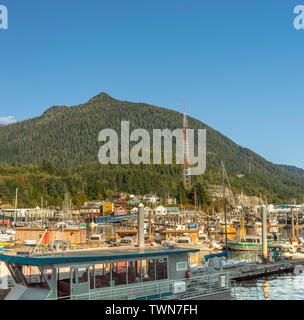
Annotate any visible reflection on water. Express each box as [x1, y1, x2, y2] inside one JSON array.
[[191, 225, 304, 299], [235, 273, 304, 300]]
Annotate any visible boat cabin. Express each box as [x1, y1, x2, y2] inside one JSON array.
[[0, 246, 203, 300], [240, 234, 274, 244]]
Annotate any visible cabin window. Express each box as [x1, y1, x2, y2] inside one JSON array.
[[57, 267, 71, 298], [90, 265, 95, 289], [141, 259, 155, 282], [95, 263, 111, 288], [247, 239, 253, 243], [176, 262, 187, 271], [71, 267, 88, 284], [156, 258, 167, 280], [77, 268, 89, 283], [5, 264, 50, 290], [112, 262, 127, 286], [21, 265, 48, 288], [127, 260, 141, 284]]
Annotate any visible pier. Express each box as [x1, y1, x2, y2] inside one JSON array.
[[229, 259, 304, 282]]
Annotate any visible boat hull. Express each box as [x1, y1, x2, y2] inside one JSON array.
[[228, 241, 262, 251]]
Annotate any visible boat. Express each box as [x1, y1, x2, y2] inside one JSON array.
[[228, 234, 274, 251], [119, 236, 137, 246], [0, 229, 15, 242], [95, 211, 138, 224], [23, 240, 37, 247], [190, 252, 247, 274], [0, 242, 13, 247], [254, 222, 262, 233], [89, 234, 105, 242], [220, 225, 236, 234], [0, 245, 235, 300]]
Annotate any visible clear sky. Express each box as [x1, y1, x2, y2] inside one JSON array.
[[1, 0, 304, 168]]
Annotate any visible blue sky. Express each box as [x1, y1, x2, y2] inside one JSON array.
[[0, 0, 304, 168]]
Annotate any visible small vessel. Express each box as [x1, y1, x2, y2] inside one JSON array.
[[0, 229, 15, 242], [119, 236, 137, 246], [89, 234, 105, 242], [254, 222, 262, 233], [95, 211, 138, 224], [23, 240, 37, 247], [220, 225, 236, 234], [228, 234, 274, 251]]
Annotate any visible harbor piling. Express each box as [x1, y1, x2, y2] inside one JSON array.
[[138, 203, 144, 248], [261, 205, 267, 262]]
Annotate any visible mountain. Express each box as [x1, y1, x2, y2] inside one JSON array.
[[279, 165, 304, 178], [0, 92, 304, 204]]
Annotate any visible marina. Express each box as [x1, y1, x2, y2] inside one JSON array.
[[0, 198, 304, 300]]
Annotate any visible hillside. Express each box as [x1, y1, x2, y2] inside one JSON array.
[[279, 164, 304, 178], [0, 92, 304, 204]]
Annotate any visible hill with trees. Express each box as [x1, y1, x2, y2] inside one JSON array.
[[0, 92, 303, 206]]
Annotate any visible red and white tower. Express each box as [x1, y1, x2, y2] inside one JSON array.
[[183, 99, 191, 190]]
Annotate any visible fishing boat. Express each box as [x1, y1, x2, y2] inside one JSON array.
[[228, 234, 274, 251], [0, 245, 235, 300]]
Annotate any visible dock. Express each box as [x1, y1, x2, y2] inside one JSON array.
[[229, 259, 304, 281]]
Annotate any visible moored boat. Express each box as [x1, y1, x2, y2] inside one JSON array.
[[228, 234, 274, 251], [0, 245, 235, 300]]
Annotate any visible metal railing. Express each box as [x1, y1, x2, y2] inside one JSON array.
[[50, 272, 234, 300]]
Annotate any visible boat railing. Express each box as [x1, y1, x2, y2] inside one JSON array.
[[49, 272, 234, 300]]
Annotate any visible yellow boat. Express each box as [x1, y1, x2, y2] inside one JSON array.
[[0, 243, 13, 247], [220, 226, 236, 234]]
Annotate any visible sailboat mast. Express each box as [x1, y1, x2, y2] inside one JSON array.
[[14, 187, 18, 225], [221, 161, 228, 255], [195, 189, 197, 223]]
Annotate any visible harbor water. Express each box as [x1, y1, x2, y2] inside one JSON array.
[[235, 273, 304, 300], [193, 225, 304, 300]]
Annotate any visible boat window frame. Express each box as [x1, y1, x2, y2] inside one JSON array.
[[53, 254, 169, 289]]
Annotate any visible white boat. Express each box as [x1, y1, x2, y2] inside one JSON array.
[[254, 222, 262, 232], [0, 230, 15, 242], [228, 234, 274, 251], [23, 240, 37, 247]]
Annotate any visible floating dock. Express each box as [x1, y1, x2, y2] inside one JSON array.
[[229, 259, 304, 281]]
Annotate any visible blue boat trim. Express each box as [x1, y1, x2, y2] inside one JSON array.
[[95, 212, 138, 224], [0, 247, 199, 266]]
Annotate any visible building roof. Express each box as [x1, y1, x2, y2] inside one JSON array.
[[0, 246, 199, 266]]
